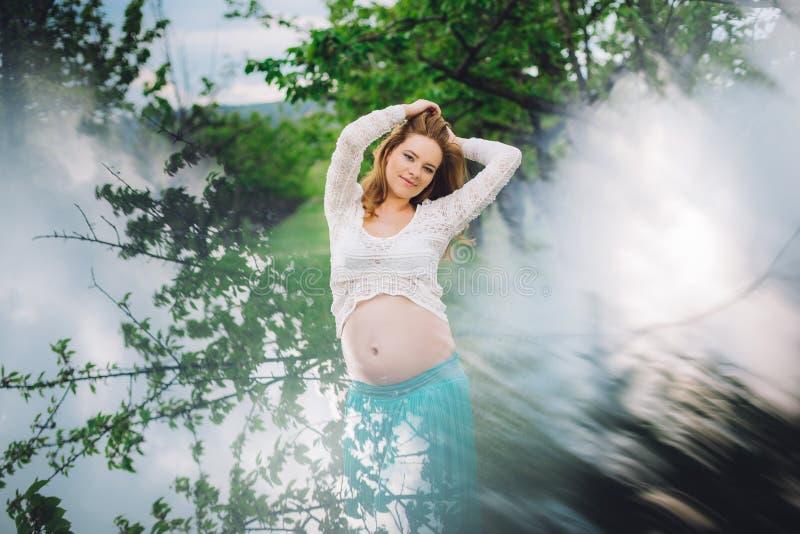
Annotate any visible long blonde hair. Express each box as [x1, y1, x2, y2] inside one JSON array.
[[360, 110, 475, 260]]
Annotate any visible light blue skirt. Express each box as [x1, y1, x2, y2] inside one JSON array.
[[341, 351, 481, 533]]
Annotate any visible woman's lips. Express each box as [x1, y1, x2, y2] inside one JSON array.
[[400, 177, 415, 186]]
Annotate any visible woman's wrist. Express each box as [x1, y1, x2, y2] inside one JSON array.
[[402, 99, 441, 119]]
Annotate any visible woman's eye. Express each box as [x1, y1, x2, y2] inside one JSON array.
[[405, 153, 433, 173]]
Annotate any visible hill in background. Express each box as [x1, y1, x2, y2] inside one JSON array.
[[216, 99, 333, 124]]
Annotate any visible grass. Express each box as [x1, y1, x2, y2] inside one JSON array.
[[265, 196, 330, 261]]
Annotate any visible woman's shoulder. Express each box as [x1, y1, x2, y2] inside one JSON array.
[[412, 198, 453, 235]]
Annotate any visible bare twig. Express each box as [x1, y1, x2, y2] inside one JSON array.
[[612, 222, 800, 354]]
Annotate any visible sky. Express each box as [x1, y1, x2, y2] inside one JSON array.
[[105, 0, 331, 107]]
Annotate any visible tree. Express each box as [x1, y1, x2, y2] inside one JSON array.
[[0, 0, 168, 150], [249, 0, 785, 129], [3, 164, 350, 531], [245, 0, 786, 245]]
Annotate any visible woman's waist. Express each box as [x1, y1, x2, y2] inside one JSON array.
[[347, 350, 465, 397], [341, 295, 457, 385]]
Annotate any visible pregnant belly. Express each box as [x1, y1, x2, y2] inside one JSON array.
[[341, 294, 457, 386]]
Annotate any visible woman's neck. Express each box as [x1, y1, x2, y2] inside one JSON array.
[[379, 196, 414, 215]]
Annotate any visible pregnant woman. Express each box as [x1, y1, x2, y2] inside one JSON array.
[[326, 98, 522, 533]]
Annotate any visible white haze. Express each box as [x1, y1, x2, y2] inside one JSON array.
[[469, 9, 799, 416]]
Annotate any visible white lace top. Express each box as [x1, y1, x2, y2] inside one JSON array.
[[325, 104, 523, 339]]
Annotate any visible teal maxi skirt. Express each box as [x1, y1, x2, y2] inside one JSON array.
[[340, 351, 481, 533]]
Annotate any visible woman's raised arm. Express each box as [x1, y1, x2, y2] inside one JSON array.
[[324, 104, 407, 228], [430, 136, 523, 236]]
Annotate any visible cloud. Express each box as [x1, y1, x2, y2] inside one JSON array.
[[215, 79, 287, 105]]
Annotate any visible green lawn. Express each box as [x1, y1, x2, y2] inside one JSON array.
[[266, 196, 330, 261]]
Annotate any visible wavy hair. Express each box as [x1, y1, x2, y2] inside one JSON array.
[[360, 110, 475, 260]]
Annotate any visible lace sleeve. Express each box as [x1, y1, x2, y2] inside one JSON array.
[[428, 137, 522, 235], [324, 104, 407, 228]]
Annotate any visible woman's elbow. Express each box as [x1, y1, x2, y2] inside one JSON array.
[[332, 130, 360, 158]]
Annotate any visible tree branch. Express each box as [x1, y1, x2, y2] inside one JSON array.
[[552, 0, 588, 95], [454, 0, 517, 76], [415, 49, 573, 117]]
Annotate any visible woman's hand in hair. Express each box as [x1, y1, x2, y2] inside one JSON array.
[[403, 99, 441, 119]]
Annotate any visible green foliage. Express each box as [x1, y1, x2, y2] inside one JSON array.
[[3, 170, 347, 530], [247, 0, 777, 180], [6, 479, 73, 534], [112, 495, 192, 534], [0, 0, 168, 146], [137, 62, 339, 201]]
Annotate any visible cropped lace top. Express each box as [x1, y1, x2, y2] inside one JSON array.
[[325, 104, 523, 339]]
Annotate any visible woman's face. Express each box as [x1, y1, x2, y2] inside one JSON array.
[[384, 134, 442, 202]]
